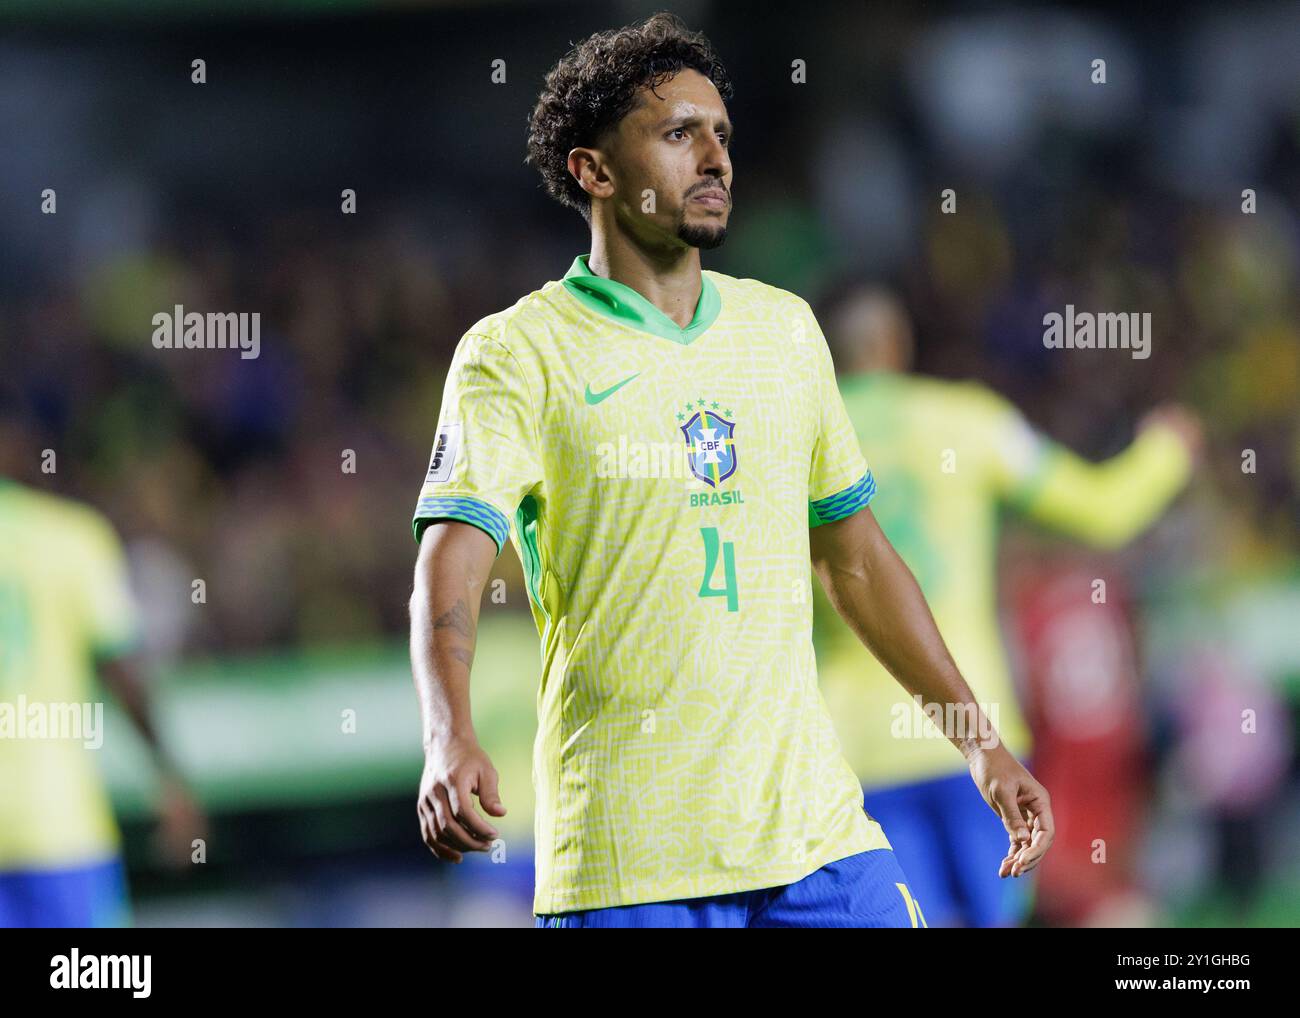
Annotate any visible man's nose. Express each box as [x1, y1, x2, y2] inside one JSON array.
[[700, 138, 730, 178]]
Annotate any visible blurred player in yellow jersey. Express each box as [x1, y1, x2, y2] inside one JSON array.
[[0, 414, 204, 927], [816, 286, 1201, 927]]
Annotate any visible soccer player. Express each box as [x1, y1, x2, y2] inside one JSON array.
[[409, 13, 1053, 928], [0, 430, 204, 926], [815, 285, 1200, 927]]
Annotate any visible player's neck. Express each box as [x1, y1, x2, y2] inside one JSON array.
[[585, 236, 702, 331]]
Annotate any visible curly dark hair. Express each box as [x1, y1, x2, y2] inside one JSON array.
[[526, 11, 734, 223]]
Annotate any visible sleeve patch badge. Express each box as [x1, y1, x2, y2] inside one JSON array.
[[425, 422, 462, 483]]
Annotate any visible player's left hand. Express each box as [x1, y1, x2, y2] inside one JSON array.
[[965, 744, 1054, 879]]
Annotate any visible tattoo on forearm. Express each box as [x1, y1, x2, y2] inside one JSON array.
[[449, 647, 474, 668], [433, 598, 475, 670], [433, 598, 474, 640]]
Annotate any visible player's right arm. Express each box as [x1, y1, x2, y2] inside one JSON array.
[[408, 330, 542, 863], [410, 520, 506, 863], [79, 510, 207, 867]]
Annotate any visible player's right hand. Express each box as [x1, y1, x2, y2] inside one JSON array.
[[153, 773, 210, 869], [417, 734, 507, 863]]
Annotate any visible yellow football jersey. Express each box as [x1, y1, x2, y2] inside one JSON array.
[[0, 479, 139, 868], [413, 255, 891, 913]]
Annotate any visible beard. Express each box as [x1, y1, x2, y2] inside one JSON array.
[[677, 220, 728, 249], [675, 194, 729, 249]]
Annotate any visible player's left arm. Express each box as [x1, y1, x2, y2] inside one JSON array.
[[809, 503, 1054, 878], [801, 296, 1051, 875], [989, 396, 1201, 548]]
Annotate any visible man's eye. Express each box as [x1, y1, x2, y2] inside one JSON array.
[[667, 127, 728, 145]]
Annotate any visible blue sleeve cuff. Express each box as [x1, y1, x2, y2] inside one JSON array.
[[809, 470, 877, 527], [413, 495, 510, 553]]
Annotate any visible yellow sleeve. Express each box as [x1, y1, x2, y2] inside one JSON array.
[[412, 332, 543, 554], [1010, 424, 1193, 548], [805, 304, 876, 524], [977, 390, 1052, 498]]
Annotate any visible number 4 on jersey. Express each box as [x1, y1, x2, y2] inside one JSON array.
[[698, 527, 739, 612]]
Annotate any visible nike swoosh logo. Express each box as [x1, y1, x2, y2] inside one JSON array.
[[584, 372, 640, 405]]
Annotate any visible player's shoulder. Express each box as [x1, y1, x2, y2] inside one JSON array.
[[703, 269, 813, 316], [451, 277, 573, 365], [911, 376, 1017, 423], [0, 482, 119, 551], [465, 280, 566, 337]]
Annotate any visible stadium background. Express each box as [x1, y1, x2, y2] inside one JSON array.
[[1, 0, 1297, 926]]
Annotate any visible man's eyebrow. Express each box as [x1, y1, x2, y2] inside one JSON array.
[[653, 111, 735, 137]]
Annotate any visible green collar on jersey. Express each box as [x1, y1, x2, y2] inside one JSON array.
[[562, 254, 721, 345]]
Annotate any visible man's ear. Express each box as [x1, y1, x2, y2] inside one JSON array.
[[569, 146, 615, 202]]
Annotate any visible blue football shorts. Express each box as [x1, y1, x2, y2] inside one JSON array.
[[0, 855, 132, 928], [535, 847, 927, 928]]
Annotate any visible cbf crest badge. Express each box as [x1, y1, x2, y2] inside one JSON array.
[[680, 408, 737, 486]]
